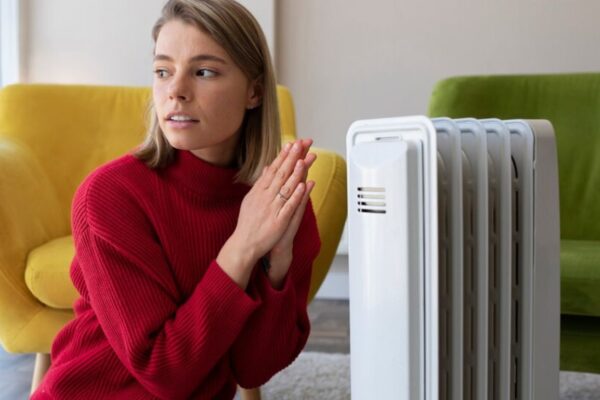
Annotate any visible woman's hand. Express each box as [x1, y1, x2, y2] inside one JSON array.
[[216, 139, 316, 289], [266, 141, 316, 288]]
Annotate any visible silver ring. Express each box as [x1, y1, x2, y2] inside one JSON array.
[[278, 191, 290, 201]]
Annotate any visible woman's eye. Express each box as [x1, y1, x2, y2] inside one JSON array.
[[196, 69, 217, 78], [154, 69, 169, 79]]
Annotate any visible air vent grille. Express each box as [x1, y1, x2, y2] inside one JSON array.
[[357, 187, 386, 214]]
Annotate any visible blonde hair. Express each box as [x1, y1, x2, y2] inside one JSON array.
[[134, 0, 280, 184]]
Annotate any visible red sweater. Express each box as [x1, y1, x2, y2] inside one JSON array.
[[31, 149, 321, 400]]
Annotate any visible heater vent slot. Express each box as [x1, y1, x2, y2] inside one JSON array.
[[510, 155, 522, 400], [357, 187, 387, 214]]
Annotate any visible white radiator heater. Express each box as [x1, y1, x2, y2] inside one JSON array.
[[347, 116, 560, 400]]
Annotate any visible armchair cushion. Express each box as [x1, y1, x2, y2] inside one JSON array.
[[25, 236, 76, 310], [561, 240, 600, 317]]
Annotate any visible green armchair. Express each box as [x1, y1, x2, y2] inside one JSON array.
[[428, 72, 600, 373]]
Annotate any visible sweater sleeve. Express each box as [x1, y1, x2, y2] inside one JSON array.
[[71, 174, 260, 400], [230, 200, 321, 388]]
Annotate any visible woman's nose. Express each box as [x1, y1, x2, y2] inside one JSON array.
[[167, 75, 192, 102]]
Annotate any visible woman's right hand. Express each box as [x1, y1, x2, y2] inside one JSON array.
[[216, 139, 316, 289]]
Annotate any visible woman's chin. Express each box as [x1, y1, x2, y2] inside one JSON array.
[[168, 142, 193, 151], [163, 135, 200, 151]]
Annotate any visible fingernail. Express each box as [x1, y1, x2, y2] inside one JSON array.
[[284, 142, 292, 152], [292, 142, 301, 152]]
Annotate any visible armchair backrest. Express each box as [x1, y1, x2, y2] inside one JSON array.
[[429, 73, 600, 241], [0, 84, 296, 231]]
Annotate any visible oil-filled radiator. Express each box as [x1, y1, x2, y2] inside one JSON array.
[[347, 116, 559, 400]]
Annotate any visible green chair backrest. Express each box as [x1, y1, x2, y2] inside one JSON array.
[[429, 73, 600, 241]]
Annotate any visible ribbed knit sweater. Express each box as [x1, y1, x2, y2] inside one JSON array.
[[31, 149, 321, 400]]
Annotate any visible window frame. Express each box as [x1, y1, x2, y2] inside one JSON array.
[[0, 0, 21, 87]]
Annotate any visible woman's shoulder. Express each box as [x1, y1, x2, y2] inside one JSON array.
[[72, 153, 156, 231], [83, 152, 150, 187], [77, 152, 159, 194]]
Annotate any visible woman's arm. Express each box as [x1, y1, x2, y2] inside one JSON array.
[[229, 201, 321, 388], [73, 174, 260, 400]]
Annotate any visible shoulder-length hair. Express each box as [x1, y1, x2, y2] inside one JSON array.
[[134, 0, 280, 184]]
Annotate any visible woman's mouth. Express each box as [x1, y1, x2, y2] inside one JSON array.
[[166, 114, 199, 129]]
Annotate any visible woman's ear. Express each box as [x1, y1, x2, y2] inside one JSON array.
[[246, 77, 264, 110]]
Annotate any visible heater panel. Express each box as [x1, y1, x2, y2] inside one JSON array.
[[432, 118, 464, 400], [505, 120, 560, 400], [481, 119, 513, 400], [347, 116, 439, 400], [454, 118, 489, 400]]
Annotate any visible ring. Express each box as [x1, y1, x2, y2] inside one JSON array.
[[278, 191, 290, 201]]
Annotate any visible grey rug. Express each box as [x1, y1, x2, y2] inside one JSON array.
[[3, 347, 599, 399], [262, 352, 350, 400], [261, 352, 600, 400]]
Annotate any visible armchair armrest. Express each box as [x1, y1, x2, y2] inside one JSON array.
[[306, 147, 347, 301], [0, 138, 71, 352]]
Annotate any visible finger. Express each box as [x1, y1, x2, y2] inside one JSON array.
[[299, 152, 317, 183], [278, 158, 306, 200], [270, 139, 311, 175], [299, 138, 313, 159], [266, 151, 315, 203], [258, 142, 292, 189], [288, 180, 315, 230], [307, 180, 316, 195], [276, 180, 315, 245], [268, 140, 304, 195], [270, 141, 293, 171], [292, 141, 314, 184], [276, 181, 306, 221]]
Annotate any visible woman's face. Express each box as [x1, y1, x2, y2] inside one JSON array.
[[153, 19, 261, 166]]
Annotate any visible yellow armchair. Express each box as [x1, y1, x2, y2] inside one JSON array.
[[0, 84, 347, 390]]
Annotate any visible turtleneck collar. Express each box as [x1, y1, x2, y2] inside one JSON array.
[[163, 149, 250, 199]]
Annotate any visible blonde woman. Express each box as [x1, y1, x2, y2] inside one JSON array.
[[31, 0, 320, 398]]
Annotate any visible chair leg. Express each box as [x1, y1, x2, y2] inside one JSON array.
[[30, 353, 51, 394], [239, 386, 262, 400]]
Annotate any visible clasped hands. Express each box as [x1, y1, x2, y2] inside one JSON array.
[[217, 139, 317, 290]]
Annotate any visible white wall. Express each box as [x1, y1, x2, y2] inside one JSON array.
[[238, 0, 275, 60], [22, 0, 600, 150], [22, 0, 275, 86], [23, 0, 163, 85], [277, 0, 600, 157]]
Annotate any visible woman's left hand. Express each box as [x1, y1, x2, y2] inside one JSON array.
[[266, 139, 317, 288]]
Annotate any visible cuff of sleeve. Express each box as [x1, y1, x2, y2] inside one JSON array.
[[257, 268, 297, 304], [196, 260, 261, 320]]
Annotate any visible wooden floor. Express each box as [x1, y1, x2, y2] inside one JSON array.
[[304, 299, 350, 354]]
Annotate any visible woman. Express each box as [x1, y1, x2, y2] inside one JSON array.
[[31, 0, 320, 398]]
